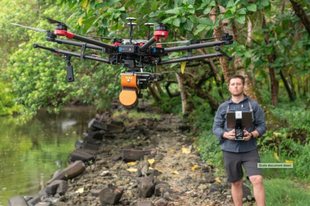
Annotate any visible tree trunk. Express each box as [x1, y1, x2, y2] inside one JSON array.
[[268, 60, 279, 106], [147, 84, 161, 103], [175, 73, 187, 115], [263, 16, 279, 106], [210, 7, 235, 83], [279, 70, 295, 101], [289, 0, 310, 36]]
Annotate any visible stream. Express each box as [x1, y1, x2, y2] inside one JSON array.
[[0, 106, 96, 205]]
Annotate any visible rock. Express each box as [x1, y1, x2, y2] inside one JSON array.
[[88, 118, 108, 131], [99, 184, 123, 205], [122, 149, 147, 162], [137, 201, 154, 206], [204, 173, 215, 183], [47, 161, 85, 184], [242, 183, 252, 199], [46, 180, 68, 196], [81, 142, 101, 151], [27, 194, 43, 206], [210, 182, 224, 193], [69, 149, 95, 164], [75, 140, 84, 149], [154, 198, 168, 206], [137, 175, 155, 198], [85, 131, 105, 140], [90, 189, 101, 197], [7, 196, 28, 206], [154, 182, 170, 197], [35, 202, 52, 206]]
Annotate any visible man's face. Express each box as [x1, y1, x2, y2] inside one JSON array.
[[228, 78, 244, 96]]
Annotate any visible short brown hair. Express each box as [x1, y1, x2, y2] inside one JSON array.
[[228, 74, 245, 85]]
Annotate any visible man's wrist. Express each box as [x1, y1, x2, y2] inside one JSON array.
[[250, 132, 254, 138]]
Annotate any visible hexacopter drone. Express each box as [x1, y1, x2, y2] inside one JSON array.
[[11, 17, 233, 108]]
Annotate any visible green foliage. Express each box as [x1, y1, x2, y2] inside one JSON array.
[[154, 95, 182, 114], [264, 178, 310, 206], [0, 82, 22, 116]]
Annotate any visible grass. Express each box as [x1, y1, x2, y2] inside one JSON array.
[[264, 178, 310, 206]]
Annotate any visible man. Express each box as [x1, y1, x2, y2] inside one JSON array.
[[213, 75, 266, 206]]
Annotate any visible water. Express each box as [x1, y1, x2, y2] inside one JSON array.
[[0, 106, 96, 205]]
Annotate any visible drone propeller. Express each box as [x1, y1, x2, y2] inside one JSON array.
[[10, 23, 48, 33], [157, 36, 226, 45], [44, 17, 63, 25]]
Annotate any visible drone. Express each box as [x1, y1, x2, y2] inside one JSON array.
[[11, 17, 233, 109]]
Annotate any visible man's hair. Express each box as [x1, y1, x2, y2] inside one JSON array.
[[228, 74, 245, 85]]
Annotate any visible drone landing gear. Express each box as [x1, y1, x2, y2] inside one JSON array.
[[65, 55, 74, 82]]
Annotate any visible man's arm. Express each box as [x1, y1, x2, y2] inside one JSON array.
[[212, 104, 227, 143], [252, 101, 267, 138]]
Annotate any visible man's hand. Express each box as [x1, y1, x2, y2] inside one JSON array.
[[243, 130, 252, 141], [223, 130, 236, 140]]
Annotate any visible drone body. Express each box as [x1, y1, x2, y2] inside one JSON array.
[[12, 17, 233, 108]]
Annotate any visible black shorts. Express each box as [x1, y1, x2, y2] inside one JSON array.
[[223, 149, 262, 183]]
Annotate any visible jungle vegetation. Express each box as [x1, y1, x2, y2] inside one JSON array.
[[0, 0, 309, 205]]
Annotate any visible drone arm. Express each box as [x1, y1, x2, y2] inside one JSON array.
[[54, 30, 115, 50], [33, 44, 110, 63], [164, 41, 229, 53], [158, 52, 223, 65], [52, 38, 104, 51], [140, 37, 156, 52]]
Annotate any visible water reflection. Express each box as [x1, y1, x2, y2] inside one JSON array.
[[0, 106, 96, 205]]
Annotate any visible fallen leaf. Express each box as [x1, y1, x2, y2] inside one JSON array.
[[127, 162, 136, 166], [182, 146, 191, 154], [75, 187, 84, 194], [215, 178, 221, 183], [191, 165, 198, 171], [285, 160, 294, 164], [170, 149, 175, 152], [126, 168, 138, 172], [170, 171, 179, 175], [148, 159, 155, 165]]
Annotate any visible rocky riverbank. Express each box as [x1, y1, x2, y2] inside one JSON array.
[[8, 104, 255, 206]]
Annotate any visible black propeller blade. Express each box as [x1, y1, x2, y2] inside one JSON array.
[[10, 23, 48, 33]]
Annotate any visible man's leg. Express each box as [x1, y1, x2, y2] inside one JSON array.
[[249, 175, 265, 206], [231, 178, 243, 206]]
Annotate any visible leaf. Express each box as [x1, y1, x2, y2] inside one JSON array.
[[78, 17, 83, 26], [81, 0, 88, 9], [75, 187, 84, 194], [285, 160, 294, 164], [191, 165, 198, 171], [166, 8, 180, 15], [148, 159, 155, 165], [235, 15, 245, 24], [215, 178, 221, 183], [194, 24, 206, 35], [182, 146, 191, 154], [127, 168, 138, 172], [127, 162, 136, 166], [181, 61, 186, 74], [274, 152, 280, 162], [170, 171, 179, 175], [247, 4, 257, 12], [261, 0, 269, 7], [203, 7, 211, 15], [173, 18, 181, 27], [198, 17, 213, 26]]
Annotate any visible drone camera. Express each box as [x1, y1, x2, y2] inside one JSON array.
[[119, 73, 140, 108]]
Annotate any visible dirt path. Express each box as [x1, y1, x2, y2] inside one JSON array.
[[11, 104, 256, 206], [49, 109, 240, 206]]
